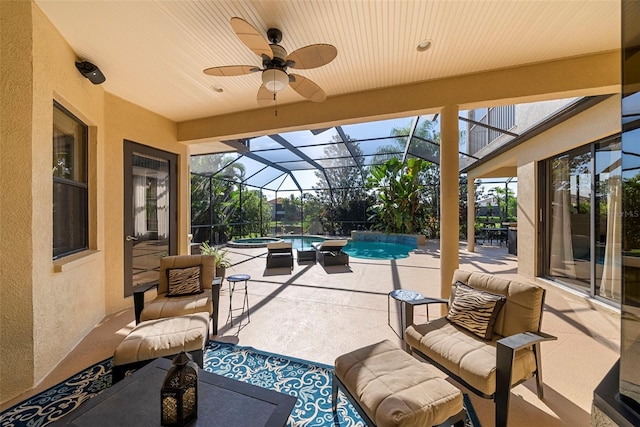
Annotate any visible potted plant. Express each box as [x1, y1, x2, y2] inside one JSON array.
[[199, 241, 231, 279]]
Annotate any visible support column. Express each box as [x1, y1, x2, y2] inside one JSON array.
[[0, 0, 36, 402], [440, 105, 460, 314], [468, 176, 476, 252]]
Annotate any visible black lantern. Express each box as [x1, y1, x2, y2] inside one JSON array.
[[161, 352, 198, 426]]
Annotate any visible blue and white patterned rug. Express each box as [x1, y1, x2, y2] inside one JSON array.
[[0, 341, 481, 427]]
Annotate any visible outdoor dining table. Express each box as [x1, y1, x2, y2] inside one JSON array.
[[480, 227, 508, 246]]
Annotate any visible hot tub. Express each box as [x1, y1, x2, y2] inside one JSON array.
[[227, 237, 282, 248]]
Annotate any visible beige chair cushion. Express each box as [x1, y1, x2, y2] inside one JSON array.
[[267, 242, 292, 250], [405, 318, 536, 396], [114, 312, 209, 366], [140, 254, 216, 322], [335, 340, 463, 427], [140, 292, 213, 322], [312, 239, 348, 251], [452, 270, 544, 338]]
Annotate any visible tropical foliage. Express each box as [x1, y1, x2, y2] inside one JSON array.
[[199, 241, 231, 268], [228, 188, 272, 236], [281, 195, 300, 221], [366, 157, 428, 234], [190, 154, 245, 243], [486, 186, 517, 221], [623, 174, 640, 250]]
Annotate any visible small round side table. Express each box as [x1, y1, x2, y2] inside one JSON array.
[[387, 289, 426, 340], [225, 274, 251, 326]]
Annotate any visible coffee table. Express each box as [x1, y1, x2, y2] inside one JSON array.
[[50, 357, 296, 427]]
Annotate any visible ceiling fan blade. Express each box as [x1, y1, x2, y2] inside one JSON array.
[[203, 65, 259, 76], [231, 17, 272, 59], [289, 74, 326, 102], [257, 85, 276, 106], [286, 44, 337, 69]]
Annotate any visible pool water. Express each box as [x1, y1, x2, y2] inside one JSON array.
[[227, 237, 281, 248], [343, 241, 414, 260], [237, 238, 276, 244], [279, 235, 326, 250]]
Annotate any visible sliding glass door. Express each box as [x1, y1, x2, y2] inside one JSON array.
[[543, 136, 621, 303], [547, 146, 592, 292]]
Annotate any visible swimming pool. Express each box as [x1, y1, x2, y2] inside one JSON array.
[[228, 235, 415, 260], [278, 235, 326, 250], [343, 240, 415, 260]]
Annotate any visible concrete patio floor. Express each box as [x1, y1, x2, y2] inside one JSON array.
[[2, 240, 621, 426]]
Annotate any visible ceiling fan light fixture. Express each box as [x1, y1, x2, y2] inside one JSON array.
[[262, 68, 289, 92]]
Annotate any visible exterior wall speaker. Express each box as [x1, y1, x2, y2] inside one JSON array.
[[75, 61, 106, 85]]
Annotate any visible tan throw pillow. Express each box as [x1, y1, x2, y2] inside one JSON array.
[[447, 282, 506, 340], [166, 266, 203, 297]]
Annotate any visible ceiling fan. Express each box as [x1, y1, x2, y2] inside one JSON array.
[[204, 18, 337, 106]]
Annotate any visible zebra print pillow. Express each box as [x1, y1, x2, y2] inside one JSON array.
[[447, 282, 506, 340], [166, 266, 204, 297]]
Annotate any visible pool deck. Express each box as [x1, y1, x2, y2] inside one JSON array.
[[215, 239, 619, 426]]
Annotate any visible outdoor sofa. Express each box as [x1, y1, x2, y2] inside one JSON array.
[[403, 269, 556, 427]]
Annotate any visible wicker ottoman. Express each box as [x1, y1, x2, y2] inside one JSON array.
[[333, 340, 465, 427], [112, 312, 210, 382]]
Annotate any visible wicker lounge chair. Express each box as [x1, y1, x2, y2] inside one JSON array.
[[266, 242, 294, 269], [312, 239, 349, 266]]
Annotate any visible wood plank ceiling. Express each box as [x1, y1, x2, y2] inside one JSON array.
[[35, 0, 619, 123]]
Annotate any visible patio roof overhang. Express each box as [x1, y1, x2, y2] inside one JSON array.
[[178, 51, 620, 147]]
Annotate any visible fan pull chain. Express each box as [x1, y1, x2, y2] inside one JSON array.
[[274, 92, 278, 117]]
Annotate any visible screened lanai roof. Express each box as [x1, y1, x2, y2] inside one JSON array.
[[190, 115, 479, 192], [190, 96, 601, 192]]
